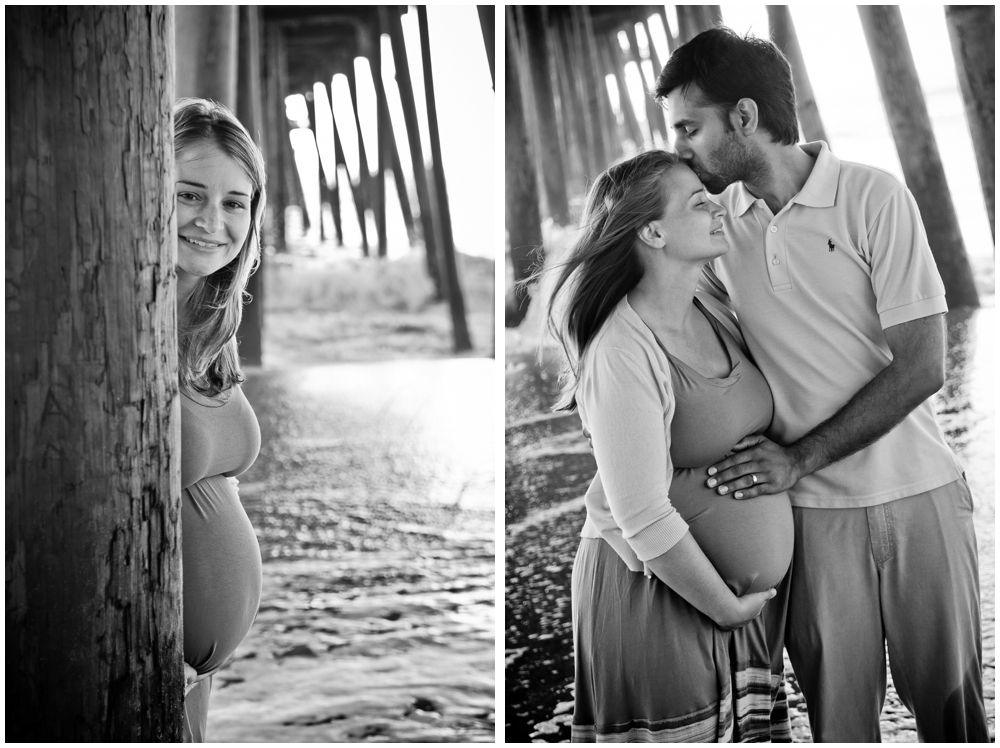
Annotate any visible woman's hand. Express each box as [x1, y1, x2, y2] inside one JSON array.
[[713, 588, 777, 630], [646, 533, 777, 631], [184, 662, 210, 696]]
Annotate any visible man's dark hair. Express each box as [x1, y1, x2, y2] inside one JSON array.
[[654, 27, 799, 145]]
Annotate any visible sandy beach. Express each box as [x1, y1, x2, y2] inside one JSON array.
[[198, 250, 496, 742]]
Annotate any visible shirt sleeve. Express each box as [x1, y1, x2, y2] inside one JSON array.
[[578, 344, 689, 561], [867, 185, 948, 329]]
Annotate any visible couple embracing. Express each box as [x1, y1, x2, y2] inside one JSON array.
[[545, 27, 988, 743]]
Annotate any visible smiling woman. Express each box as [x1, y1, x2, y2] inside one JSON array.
[[172, 98, 268, 742]]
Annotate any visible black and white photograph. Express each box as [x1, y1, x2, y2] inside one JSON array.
[[8, 5, 496, 742], [505, 5, 994, 743]]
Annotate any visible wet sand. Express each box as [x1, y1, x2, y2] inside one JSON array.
[[205, 359, 495, 742], [506, 304, 995, 742]]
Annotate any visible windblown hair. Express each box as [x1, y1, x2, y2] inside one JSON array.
[[654, 27, 799, 146], [542, 150, 682, 411], [174, 97, 266, 396]]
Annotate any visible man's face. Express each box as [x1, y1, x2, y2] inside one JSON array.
[[666, 85, 764, 194]]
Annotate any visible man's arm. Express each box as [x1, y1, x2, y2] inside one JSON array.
[[706, 313, 945, 499]]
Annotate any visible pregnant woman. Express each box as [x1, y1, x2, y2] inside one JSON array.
[[543, 150, 793, 742], [173, 98, 267, 742]]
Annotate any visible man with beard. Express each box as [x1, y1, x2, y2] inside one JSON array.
[[654, 26, 987, 743]]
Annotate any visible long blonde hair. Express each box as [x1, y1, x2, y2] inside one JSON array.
[[174, 98, 267, 395], [544, 150, 681, 411]]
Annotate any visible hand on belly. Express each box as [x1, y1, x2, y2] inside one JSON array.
[[670, 466, 794, 595]]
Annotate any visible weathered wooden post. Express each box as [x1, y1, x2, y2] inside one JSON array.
[[945, 5, 995, 242], [544, 20, 574, 184], [175, 6, 238, 104], [346, 63, 371, 256], [605, 31, 645, 150], [766, 5, 829, 145], [506, 7, 544, 327], [583, 9, 619, 168], [285, 122, 310, 236], [554, 17, 594, 190], [478, 5, 495, 90], [385, 6, 444, 298], [858, 5, 979, 308], [369, 30, 389, 257], [372, 11, 417, 244], [417, 6, 473, 352], [330, 115, 345, 246], [572, 7, 611, 173], [7, 6, 182, 740], [520, 5, 571, 225], [625, 16, 669, 144], [333, 88, 368, 248], [263, 25, 288, 252], [305, 91, 331, 244], [237, 4, 265, 366], [676, 6, 722, 45], [329, 69, 370, 253]]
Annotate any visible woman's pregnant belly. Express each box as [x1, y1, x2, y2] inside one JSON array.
[[182, 474, 262, 675], [670, 467, 793, 596]]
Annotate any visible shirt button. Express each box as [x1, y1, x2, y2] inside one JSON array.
[[769, 226, 777, 233]]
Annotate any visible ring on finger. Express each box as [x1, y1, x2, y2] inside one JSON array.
[[751, 473, 758, 484]]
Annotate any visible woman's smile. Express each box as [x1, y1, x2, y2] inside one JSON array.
[[180, 235, 228, 250]]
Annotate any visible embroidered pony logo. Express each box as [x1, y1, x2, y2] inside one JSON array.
[[827, 239, 836, 252]]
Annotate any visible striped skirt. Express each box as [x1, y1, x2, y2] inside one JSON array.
[[571, 538, 791, 743]]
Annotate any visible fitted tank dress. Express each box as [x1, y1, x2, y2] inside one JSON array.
[[572, 297, 794, 742], [181, 384, 262, 742]]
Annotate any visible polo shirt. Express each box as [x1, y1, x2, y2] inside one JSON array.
[[701, 141, 963, 508]]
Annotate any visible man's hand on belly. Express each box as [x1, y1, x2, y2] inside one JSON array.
[[705, 434, 804, 499]]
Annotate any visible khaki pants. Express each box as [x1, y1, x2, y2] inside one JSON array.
[[782, 479, 989, 742]]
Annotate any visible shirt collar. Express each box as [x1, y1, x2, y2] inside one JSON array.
[[727, 140, 839, 215], [790, 141, 839, 208]]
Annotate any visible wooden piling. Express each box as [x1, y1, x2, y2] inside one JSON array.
[[519, 6, 571, 225], [304, 92, 329, 244], [417, 7, 472, 351], [7, 7, 182, 739], [554, 19, 591, 189], [505, 8, 543, 327], [605, 32, 645, 150], [858, 5, 979, 308], [345, 64, 370, 256], [370, 28, 389, 257], [175, 6, 238, 105], [385, 7, 443, 298], [478, 5, 495, 90], [331, 116, 350, 247], [766, 6, 829, 145], [624, 19, 668, 144], [264, 25, 288, 252], [572, 7, 611, 173], [945, 5, 995, 243], [237, 5, 265, 366]]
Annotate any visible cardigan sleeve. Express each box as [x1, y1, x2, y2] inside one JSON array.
[[579, 344, 689, 561]]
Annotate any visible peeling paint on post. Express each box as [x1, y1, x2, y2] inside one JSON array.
[[6, 6, 183, 741]]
